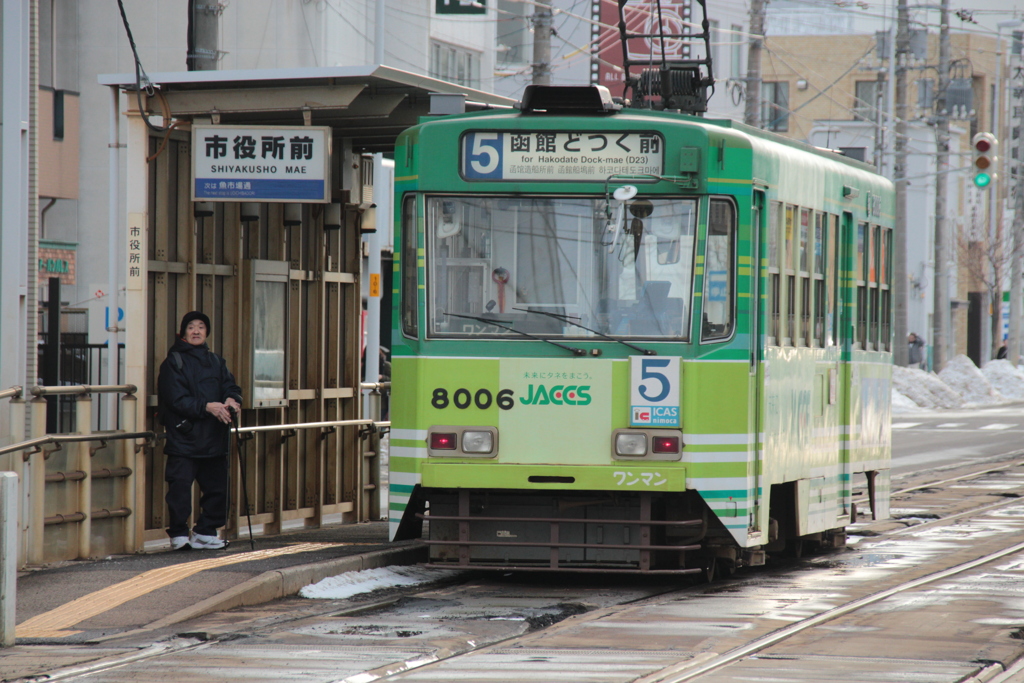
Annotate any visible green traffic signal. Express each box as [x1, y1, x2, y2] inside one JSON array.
[[974, 172, 992, 188]]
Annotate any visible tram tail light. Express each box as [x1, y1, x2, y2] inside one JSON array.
[[461, 430, 494, 454], [615, 433, 648, 456], [427, 427, 499, 457], [430, 432, 457, 450], [652, 436, 681, 454]]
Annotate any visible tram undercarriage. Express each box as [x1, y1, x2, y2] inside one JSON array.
[[414, 488, 774, 576]]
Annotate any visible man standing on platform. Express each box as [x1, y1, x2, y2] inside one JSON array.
[[158, 311, 242, 550]]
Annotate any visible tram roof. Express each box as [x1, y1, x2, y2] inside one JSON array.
[[98, 64, 516, 153]]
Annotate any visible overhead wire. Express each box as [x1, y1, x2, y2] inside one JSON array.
[[115, 0, 168, 133]]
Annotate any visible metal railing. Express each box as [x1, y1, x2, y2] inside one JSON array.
[[1, 379, 391, 567], [0, 384, 146, 568], [225, 381, 390, 526], [35, 342, 125, 432]]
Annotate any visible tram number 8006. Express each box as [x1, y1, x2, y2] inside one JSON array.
[[431, 388, 515, 410]]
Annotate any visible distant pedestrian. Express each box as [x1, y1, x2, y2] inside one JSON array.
[[907, 332, 926, 370], [997, 338, 1008, 360], [158, 311, 242, 551]]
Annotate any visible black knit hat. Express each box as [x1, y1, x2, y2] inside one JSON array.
[[179, 311, 211, 338]]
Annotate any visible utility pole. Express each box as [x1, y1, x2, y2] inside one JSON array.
[[1013, 48, 1024, 365], [931, 0, 950, 371], [873, 69, 885, 174], [893, 0, 910, 365], [992, 21, 1024, 364], [531, 0, 552, 86], [744, 0, 765, 127], [187, 0, 221, 71]]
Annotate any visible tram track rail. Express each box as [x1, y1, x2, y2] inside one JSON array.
[[637, 537, 1024, 682], [19, 451, 1024, 683]]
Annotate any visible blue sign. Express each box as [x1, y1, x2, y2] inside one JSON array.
[[192, 125, 331, 203], [629, 356, 681, 427]]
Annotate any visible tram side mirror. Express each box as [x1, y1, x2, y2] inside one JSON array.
[[437, 200, 462, 239], [606, 185, 639, 252], [486, 300, 496, 312]]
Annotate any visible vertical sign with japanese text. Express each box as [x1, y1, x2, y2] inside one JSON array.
[[192, 125, 331, 202], [126, 213, 146, 291]]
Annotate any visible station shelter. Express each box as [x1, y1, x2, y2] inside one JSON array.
[[89, 66, 513, 553]]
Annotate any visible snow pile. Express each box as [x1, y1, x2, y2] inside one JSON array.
[[981, 359, 1024, 401], [937, 355, 1005, 406], [891, 387, 924, 412], [892, 355, 1024, 411], [299, 565, 459, 600], [892, 365, 964, 410]]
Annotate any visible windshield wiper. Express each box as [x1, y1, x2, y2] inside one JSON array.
[[443, 312, 587, 357], [515, 307, 657, 356]]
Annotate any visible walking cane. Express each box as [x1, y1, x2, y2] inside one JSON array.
[[232, 410, 256, 550]]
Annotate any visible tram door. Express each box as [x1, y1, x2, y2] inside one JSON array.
[[839, 211, 854, 512], [750, 189, 766, 529]]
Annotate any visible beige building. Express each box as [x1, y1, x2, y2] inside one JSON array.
[[760, 30, 1007, 366], [759, 32, 997, 159]]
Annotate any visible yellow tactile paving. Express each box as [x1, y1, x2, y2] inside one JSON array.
[[17, 542, 347, 639]]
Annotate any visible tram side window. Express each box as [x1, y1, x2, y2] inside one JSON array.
[[813, 212, 826, 346], [826, 214, 838, 346], [880, 227, 892, 350], [799, 208, 811, 346], [855, 222, 868, 349], [766, 201, 781, 344], [784, 205, 796, 345], [702, 198, 736, 341], [868, 225, 879, 348], [400, 195, 418, 338]]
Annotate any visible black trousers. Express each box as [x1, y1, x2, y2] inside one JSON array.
[[165, 454, 228, 538]]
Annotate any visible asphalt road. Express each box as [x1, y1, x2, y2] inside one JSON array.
[[891, 402, 1024, 477]]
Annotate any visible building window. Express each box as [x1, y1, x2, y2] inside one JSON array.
[[708, 20, 719, 72], [53, 89, 64, 141], [839, 147, 866, 162], [430, 41, 482, 89], [761, 81, 789, 132], [854, 80, 886, 122], [497, 0, 530, 66], [916, 78, 934, 110], [730, 24, 743, 79]]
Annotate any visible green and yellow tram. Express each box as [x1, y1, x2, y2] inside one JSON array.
[[387, 84, 894, 575]]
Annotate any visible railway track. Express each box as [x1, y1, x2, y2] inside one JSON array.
[[18, 454, 1024, 683]]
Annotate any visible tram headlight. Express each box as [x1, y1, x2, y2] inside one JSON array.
[[461, 430, 494, 454], [615, 433, 648, 456]]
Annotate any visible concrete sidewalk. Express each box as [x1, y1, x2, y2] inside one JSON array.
[[1, 521, 424, 679]]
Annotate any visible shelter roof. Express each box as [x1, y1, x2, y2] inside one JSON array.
[[98, 64, 515, 152]]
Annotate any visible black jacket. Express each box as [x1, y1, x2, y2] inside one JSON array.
[[158, 338, 243, 458]]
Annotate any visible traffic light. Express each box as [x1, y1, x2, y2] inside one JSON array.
[[971, 132, 998, 188]]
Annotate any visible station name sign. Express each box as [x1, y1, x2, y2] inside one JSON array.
[[461, 130, 664, 182], [192, 125, 331, 202]]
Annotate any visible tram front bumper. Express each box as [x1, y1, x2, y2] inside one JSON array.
[[420, 462, 686, 492]]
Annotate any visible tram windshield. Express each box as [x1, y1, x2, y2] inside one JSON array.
[[426, 195, 697, 340]]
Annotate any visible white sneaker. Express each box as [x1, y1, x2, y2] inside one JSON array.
[[190, 533, 227, 550], [170, 536, 192, 551]]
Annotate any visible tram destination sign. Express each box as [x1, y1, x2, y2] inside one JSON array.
[[461, 130, 664, 181], [192, 125, 331, 202]]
